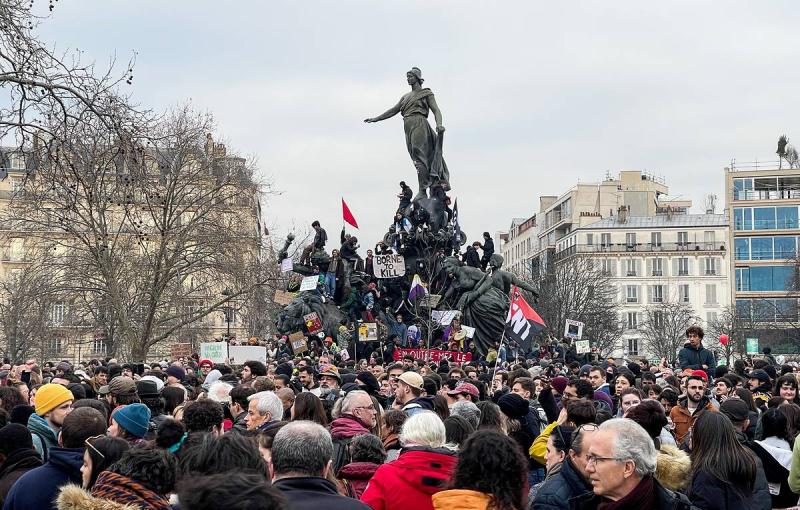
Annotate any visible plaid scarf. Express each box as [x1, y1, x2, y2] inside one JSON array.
[[91, 471, 171, 510]]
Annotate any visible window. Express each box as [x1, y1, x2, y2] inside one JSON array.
[[751, 237, 773, 260], [652, 311, 665, 329], [51, 303, 65, 325], [679, 284, 690, 303], [704, 257, 717, 275], [746, 265, 796, 292], [49, 337, 62, 353], [627, 338, 639, 356], [705, 285, 717, 305], [706, 311, 718, 325], [626, 312, 638, 330], [601, 233, 611, 248], [754, 207, 776, 230], [704, 231, 715, 249], [601, 259, 615, 276], [626, 233, 637, 249], [677, 257, 689, 276], [651, 257, 663, 276], [650, 285, 664, 303], [777, 206, 798, 229], [626, 259, 638, 277], [677, 231, 688, 247], [734, 207, 753, 230], [626, 285, 639, 303], [735, 238, 750, 260], [10, 178, 23, 196], [775, 237, 796, 259], [651, 232, 662, 247], [736, 268, 750, 291], [91, 340, 107, 354], [733, 178, 753, 200], [586, 233, 593, 246]]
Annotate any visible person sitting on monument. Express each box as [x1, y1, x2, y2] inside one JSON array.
[[394, 211, 413, 234], [409, 201, 430, 229], [398, 181, 413, 211], [300, 220, 327, 266], [463, 244, 481, 269]]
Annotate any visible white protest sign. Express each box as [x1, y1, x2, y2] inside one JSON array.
[[280, 258, 293, 273], [432, 310, 460, 325], [299, 275, 319, 291], [575, 340, 591, 354], [228, 345, 267, 365], [462, 325, 476, 338], [374, 254, 406, 278], [200, 342, 228, 364], [564, 319, 584, 339]]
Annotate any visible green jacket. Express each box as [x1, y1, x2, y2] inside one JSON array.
[[789, 433, 800, 494]]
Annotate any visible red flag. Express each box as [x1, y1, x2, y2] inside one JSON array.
[[342, 198, 359, 228], [504, 286, 546, 351]]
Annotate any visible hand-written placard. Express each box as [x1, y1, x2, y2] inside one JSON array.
[[289, 332, 308, 354], [575, 340, 591, 354], [200, 342, 228, 364], [299, 275, 319, 291], [170, 343, 191, 360], [303, 312, 323, 335], [273, 290, 296, 306], [374, 254, 406, 278], [280, 258, 293, 273]]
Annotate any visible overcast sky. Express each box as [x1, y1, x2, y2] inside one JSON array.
[[34, 1, 800, 249]]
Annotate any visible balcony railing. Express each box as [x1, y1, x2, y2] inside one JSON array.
[[734, 189, 800, 201], [556, 242, 726, 258]]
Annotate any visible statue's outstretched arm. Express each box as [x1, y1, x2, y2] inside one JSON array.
[[511, 276, 539, 295], [365, 100, 401, 123], [428, 95, 444, 130]]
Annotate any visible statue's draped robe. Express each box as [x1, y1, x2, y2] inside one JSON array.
[[399, 88, 449, 189], [458, 272, 507, 356]]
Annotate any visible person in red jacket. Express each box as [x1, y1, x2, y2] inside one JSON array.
[[361, 411, 456, 510]]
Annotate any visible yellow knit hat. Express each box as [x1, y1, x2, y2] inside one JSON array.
[[35, 383, 74, 416]]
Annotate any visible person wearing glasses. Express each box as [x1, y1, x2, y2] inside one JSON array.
[[581, 418, 694, 509], [79, 436, 129, 489], [331, 390, 377, 474]]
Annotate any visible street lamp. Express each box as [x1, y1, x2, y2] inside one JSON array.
[[221, 288, 233, 342]]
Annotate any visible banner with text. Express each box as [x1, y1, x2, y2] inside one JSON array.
[[393, 348, 472, 363], [200, 342, 228, 364], [228, 345, 267, 364], [374, 254, 406, 278]]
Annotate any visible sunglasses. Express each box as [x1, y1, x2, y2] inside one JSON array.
[[85, 435, 105, 459]]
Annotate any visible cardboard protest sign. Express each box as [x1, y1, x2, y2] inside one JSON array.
[[358, 322, 378, 342], [170, 343, 191, 359], [200, 342, 228, 363], [228, 345, 267, 364], [273, 290, 295, 306], [299, 275, 319, 291], [564, 319, 584, 339], [288, 332, 308, 354], [374, 254, 406, 278], [575, 340, 591, 354]]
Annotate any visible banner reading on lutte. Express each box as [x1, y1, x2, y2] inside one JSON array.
[[393, 348, 472, 363]]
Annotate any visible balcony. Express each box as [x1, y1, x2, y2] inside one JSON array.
[[556, 242, 726, 259], [734, 190, 800, 201]]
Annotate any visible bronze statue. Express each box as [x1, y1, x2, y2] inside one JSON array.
[[488, 254, 539, 300], [441, 257, 506, 356], [365, 67, 450, 201]]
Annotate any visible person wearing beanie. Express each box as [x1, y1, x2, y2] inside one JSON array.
[[109, 403, 152, 445], [28, 383, 74, 461], [8, 405, 34, 427], [356, 371, 380, 397], [0, 424, 42, 505], [166, 365, 186, 386]]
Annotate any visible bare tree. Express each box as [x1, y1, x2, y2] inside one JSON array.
[[706, 305, 752, 365], [639, 301, 698, 365], [533, 256, 622, 357]]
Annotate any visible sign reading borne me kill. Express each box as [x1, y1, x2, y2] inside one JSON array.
[[374, 254, 405, 278]]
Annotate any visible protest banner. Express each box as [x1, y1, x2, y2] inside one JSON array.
[[303, 312, 323, 334], [228, 345, 267, 364], [564, 319, 584, 339], [299, 275, 318, 291], [288, 332, 308, 355], [575, 340, 591, 355], [358, 322, 378, 341], [393, 348, 472, 363], [461, 325, 476, 338], [374, 254, 406, 278], [200, 342, 228, 363], [273, 290, 295, 306], [170, 343, 191, 359]]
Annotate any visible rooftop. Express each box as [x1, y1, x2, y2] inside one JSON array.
[[579, 213, 727, 230]]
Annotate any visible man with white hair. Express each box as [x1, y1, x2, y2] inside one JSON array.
[[361, 411, 456, 510], [582, 418, 694, 509], [246, 391, 284, 432], [330, 390, 376, 474]]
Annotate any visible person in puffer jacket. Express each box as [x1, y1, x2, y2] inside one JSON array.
[[339, 434, 386, 499], [361, 412, 456, 510]]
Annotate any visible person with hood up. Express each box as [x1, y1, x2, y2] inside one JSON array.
[[625, 400, 690, 492], [339, 433, 387, 499], [331, 390, 377, 475], [433, 430, 528, 510], [678, 325, 716, 379], [0, 424, 42, 505], [4, 407, 107, 510], [27, 383, 74, 461], [361, 411, 456, 510]]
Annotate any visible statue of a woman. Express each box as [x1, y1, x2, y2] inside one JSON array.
[[365, 67, 450, 201], [441, 257, 507, 356]]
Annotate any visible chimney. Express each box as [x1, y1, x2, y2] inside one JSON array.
[[617, 205, 628, 224]]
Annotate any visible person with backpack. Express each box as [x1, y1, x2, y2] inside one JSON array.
[[27, 383, 74, 461]]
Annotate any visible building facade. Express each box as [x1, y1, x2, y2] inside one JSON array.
[[726, 163, 800, 352], [557, 214, 730, 358]]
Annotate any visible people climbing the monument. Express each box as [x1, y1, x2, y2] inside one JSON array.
[[300, 220, 327, 266]]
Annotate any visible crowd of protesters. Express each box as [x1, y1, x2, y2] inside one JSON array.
[[0, 325, 798, 509]]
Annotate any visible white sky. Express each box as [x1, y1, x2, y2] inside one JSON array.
[[33, 1, 800, 249]]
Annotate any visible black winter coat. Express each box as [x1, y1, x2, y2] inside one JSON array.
[[0, 448, 41, 506], [677, 343, 716, 376], [273, 477, 371, 510], [532, 458, 592, 510], [575, 477, 697, 510], [688, 469, 770, 510]]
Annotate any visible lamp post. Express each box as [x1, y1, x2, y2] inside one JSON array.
[[221, 288, 233, 342]]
